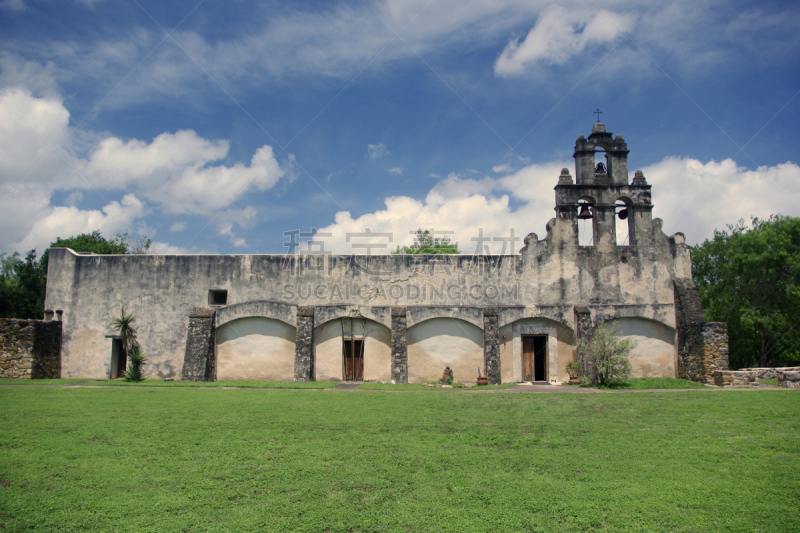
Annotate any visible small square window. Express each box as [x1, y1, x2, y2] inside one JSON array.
[[208, 290, 228, 306]]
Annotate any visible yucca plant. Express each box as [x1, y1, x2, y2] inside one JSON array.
[[112, 306, 138, 358], [122, 347, 147, 382]]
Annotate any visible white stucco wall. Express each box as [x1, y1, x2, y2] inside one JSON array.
[[610, 317, 676, 378], [407, 318, 484, 383], [216, 317, 296, 380], [313, 318, 391, 382]]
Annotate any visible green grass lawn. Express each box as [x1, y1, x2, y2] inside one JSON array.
[[760, 378, 780, 386], [1, 388, 798, 532], [0, 378, 337, 389]]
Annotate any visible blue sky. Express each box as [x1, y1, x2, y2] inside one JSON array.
[[1, 0, 798, 255]]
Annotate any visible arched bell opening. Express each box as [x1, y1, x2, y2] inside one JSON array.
[[577, 197, 596, 247], [615, 197, 633, 246], [593, 148, 609, 177]]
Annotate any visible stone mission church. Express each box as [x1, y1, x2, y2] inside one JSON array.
[[42, 123, 729, 384]]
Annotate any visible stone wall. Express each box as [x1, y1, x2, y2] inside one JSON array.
[[714, 370, 759, 388], [0, 318, 61, 379], [673, 279, 729, 383], [778, 371, 800, 389], [678, 322, 729, 384], [181, 308, 216, 382], [740, 367, 800, 380]]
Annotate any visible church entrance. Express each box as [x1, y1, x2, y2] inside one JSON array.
[[522, 335, 547, 381], [342, 338, 364, 381]]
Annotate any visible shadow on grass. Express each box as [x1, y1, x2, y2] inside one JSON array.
[[358, 382, 516, 391], [574, 377, 708, 390]]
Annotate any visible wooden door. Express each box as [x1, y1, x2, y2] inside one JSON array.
[[343, 339, 364, 381], [522, 336, 534, 381]]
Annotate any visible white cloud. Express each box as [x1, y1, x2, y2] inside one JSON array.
[[0, 53, 60, 98], [14, 193, 148, 252], [0, 81, 289, 253], [170, 221, 187, 232], [492, 164, 513, 173], [368, 143, 391, 160], [0, 88, 71, 184], [644, 157, 800, 244], [387, 167, 403, 175], [495, 6, 635, 76], [214, 207, 258, 248], [80, 133, 286, 214], [12, 1, 795, 110], [148, 241, 193, 254], [312, 157, 800, 254]]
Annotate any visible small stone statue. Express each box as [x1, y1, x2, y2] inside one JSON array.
[[439, 366, 454, 384]]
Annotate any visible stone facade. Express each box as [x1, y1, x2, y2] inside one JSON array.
[[714, 370, 759, 388], [0, 318, 61, 379], [44, 123, 727, 384]]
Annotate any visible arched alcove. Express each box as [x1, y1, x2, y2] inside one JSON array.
[[216, 317, 296, 380], [607, 317, 677, 378], [407, 318, 484, 383], [314, 317, 391, 382]]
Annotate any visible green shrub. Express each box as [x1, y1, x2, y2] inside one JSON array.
[[578, 322, 636, 387]]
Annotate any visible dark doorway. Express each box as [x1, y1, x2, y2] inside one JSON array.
[[110, 338, 126, 379], [343, 338, 364, 381], [522, 335, 547, 382]]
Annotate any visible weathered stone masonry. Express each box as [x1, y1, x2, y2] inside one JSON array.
[[483, 307, 500, 384], [673, 279, 729, 383], [0, 318, 61, 379], [181, 308, 216, 382], [294, 306, 314, 382], [391, 307, 408, 383]]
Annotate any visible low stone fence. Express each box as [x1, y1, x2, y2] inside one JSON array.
[[778, 371, 800, 389], [0, 318, 62, 379], [713, 370, 759, 388], [740, 367, 800, 380]]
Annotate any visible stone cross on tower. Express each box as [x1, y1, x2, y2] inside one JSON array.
[[594, 109, 602, 123]]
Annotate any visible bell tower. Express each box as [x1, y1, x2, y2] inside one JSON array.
[[553, 122, 653, 251]]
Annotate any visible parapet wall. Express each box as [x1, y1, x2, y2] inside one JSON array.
[[0, 318, 62, 379]]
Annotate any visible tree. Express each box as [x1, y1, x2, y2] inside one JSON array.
[[692, 215, 800, 368], [578, 322, 635, 387], [39, 230, 132, 272], [391, 229, 460, 254], [0, 250, 47, 319], [0, 230, 148, 319]]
